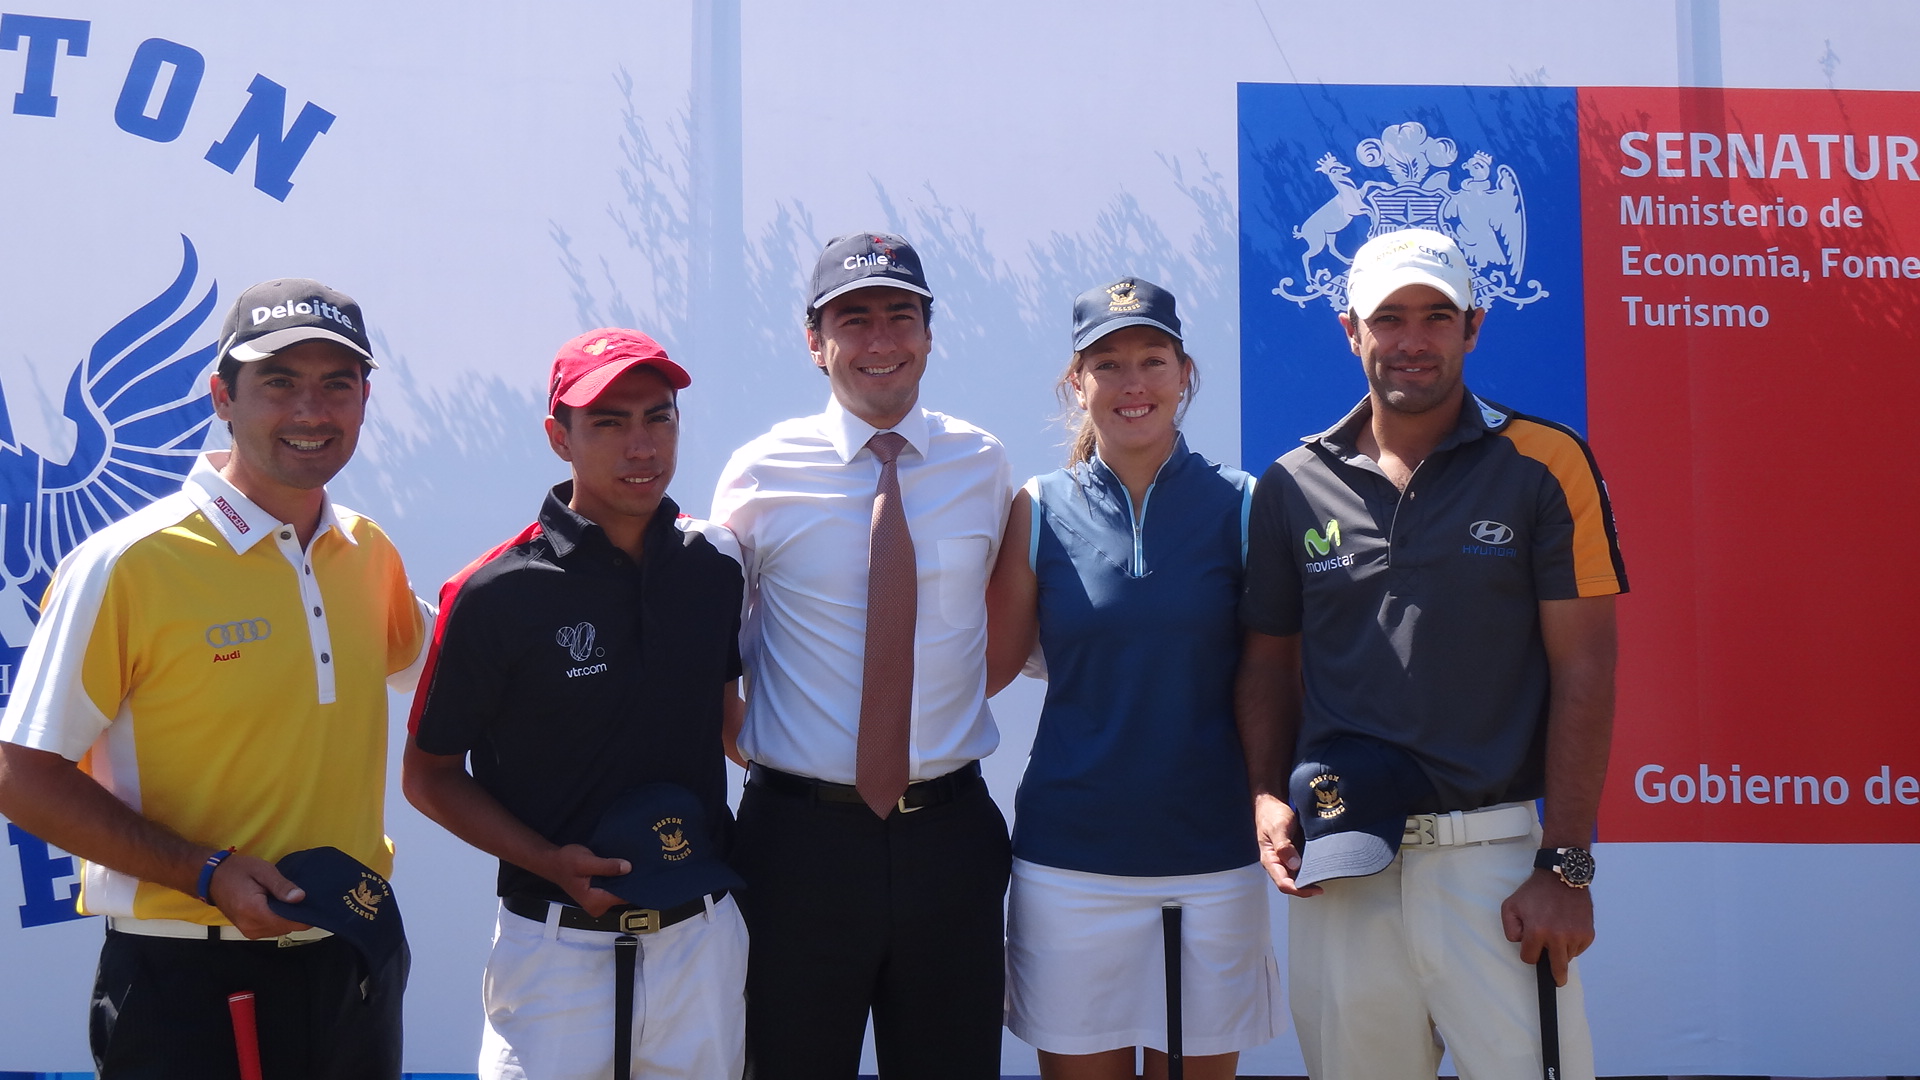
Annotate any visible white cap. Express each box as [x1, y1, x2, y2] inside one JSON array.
[[1345, 228, 1476, 318]]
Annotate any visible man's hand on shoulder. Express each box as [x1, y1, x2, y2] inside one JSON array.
[[206, 852, 312, 939], [1254, 792, 1322, 898], [1500, 868, 1594, 986], [539, 843, 632, 918]]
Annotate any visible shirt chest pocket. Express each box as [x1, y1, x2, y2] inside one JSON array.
[[936, 536, 991, 628]]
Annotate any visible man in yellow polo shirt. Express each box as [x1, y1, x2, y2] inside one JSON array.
[[0, 278, 428, 1079]]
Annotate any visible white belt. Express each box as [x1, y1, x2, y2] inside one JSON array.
[[1401, 802, 1536, 849], [107, 915, 332, 946]]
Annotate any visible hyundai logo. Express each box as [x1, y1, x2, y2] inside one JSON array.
[[205, 619, 271, 647], [1468, 520, 1515, 546]]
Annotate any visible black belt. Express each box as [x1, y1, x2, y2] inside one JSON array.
[[748, 761, 983, 812], [502, 891, 722, 935]]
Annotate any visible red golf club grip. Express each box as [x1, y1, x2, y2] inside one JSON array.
[[228, 991, 264, 1080]]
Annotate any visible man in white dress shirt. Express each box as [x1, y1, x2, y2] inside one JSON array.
[[711, 232, 1014, 1079]]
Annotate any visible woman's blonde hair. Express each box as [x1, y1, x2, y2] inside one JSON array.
[[1055, 331, 1200, 466]]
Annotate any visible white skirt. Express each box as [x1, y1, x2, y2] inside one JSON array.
[[1005, 858, 1284, 1057]]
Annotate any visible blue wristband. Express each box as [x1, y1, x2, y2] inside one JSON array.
[[196, 847, 236, 904]]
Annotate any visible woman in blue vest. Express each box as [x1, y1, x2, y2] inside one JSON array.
[[987, 278, 1281, 1080]]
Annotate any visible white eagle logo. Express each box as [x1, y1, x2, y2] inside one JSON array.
[[1275, 122, 1547, 313]]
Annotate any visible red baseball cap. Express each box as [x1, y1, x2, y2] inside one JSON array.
[[548, 328, 690, 413]]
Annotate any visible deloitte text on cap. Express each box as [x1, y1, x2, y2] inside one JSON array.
[[809, 232, 933, 310], [1344, 228, 1477, 320], [218, 278, 377, 368], [547, 327, 690, 415]]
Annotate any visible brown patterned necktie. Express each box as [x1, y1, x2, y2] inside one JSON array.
[[856, 431, 915, 817]]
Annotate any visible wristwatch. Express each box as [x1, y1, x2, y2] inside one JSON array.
[[1534, 846, 1596, 888]]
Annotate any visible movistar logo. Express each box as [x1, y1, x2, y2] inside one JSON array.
[[1303, 520, 1342, 557]]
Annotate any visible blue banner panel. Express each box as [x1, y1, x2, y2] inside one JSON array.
[[1237, 83, 1586, 470]]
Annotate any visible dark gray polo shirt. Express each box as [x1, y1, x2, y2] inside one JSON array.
[[1240, 391, 1627, 810]]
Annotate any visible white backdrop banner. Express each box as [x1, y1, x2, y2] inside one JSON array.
[[2, 3, 1916, 1075]]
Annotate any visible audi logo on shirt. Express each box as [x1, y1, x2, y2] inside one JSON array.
[[205, 619, 272, 647], [1468, 520, 1515, 546]]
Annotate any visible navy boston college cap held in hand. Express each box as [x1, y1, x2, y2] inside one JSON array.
[[265, 846, 410, 997], [589, 783, 745, 910], [1289, 736, 1439, 888]]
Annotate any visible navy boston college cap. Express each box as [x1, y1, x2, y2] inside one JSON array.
[[589, 784, 745, 910], [1071, 277, 1182, 351], [218, 278, 377, 367], [265, 847, 409, 997], [809, 232, 933, 310], [1289, 736, 1438, 888]]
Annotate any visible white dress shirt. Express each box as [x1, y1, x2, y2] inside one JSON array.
[[711, 396, 1014, 783]]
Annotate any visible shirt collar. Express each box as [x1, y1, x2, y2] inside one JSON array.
[[1087, 431, 1192, 493], [822, 395, 932, 464], [537, 481, 683, 564], [183, 451, 351, 554], [1307, 388, 1504, 461]]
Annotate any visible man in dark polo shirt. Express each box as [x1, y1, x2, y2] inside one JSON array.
[[404, 328, 747, 1080], [1236, 229, 1626, 1080]]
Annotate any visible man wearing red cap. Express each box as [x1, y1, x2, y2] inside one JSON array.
[[405, 328, 748, 1079]]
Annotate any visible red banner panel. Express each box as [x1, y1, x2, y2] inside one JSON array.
[[1583, 86, 1920, 842]]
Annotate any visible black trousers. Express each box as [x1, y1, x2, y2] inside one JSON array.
[[735, 773, 1011, 1080], [90, 928, 402, 1080]]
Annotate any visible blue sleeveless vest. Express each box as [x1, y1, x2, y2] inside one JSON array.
[[1012, 434, 1259, 876]]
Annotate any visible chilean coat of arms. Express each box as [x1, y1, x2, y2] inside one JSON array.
[[1274, 121, 1548, 312]]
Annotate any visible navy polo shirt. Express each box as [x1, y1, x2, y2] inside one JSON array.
[[1240, 391, 1627, 811], [410, 486, 744, 902]]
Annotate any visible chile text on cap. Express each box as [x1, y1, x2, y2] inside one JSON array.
[[1071, 276, 1183, 352], [1344, 228, 1477, 320], [809, 232, 933, 311], [218, 278, 377, 368], [548, 328, 691, 414]]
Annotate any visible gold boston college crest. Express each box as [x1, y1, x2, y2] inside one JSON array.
[[654, 816, 692, 862], [344, 873, 389, 921], [1107, 281, 1142, 312], [1311, 773, 1345, 819]]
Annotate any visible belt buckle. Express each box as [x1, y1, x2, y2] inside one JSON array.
[[1403, 815, 1437, 848], [617, 908, 660, 934], [896, 791, 924, 814]]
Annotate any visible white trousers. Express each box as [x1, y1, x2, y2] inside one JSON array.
[[1287, 825, 1596, 1080], [478, 895, 748, 1080]]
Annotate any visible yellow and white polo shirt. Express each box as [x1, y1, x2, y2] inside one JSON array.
[[0, 452, 427, 923]]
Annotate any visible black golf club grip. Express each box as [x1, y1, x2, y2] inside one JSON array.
[[1163, 903, 1183, 1080], [1536, 956, 1560, 1080]]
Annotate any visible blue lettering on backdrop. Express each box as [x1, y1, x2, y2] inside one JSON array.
[[114, 37, 204, 143], [8, 823, 88, 928], [1, 13, 334, 199], [0, 12, 86, 116], [204, 74, 335, 202]]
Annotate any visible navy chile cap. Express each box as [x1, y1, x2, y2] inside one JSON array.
[[218, 278, 377, 367], [1072, 277, 1182, 351], [265, 846, 410, 998], [809, 232, 933, 310], [1289, 736, 1438, 888], [589, 783, 745, 910]]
